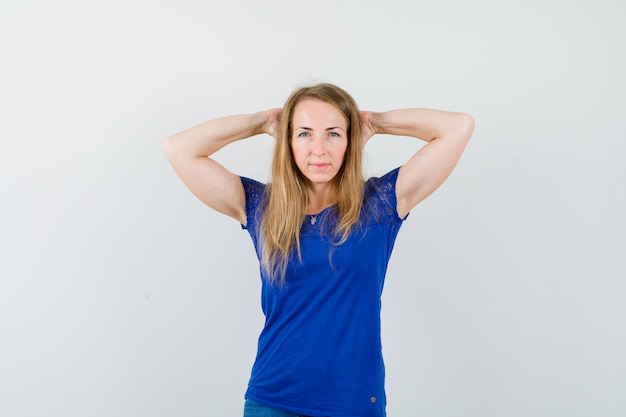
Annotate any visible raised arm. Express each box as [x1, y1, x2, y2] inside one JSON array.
[[362, 109, 474, 218], [163, 110, 280, 225]]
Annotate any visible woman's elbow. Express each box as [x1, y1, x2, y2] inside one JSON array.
[[162, 135, 180, 161], [458, 113, 475, 141]]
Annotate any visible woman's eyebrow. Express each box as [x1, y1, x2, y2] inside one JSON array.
[[294, 126, 344, 131]]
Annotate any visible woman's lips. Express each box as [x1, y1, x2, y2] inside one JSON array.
[[310, 163, 330, 171]]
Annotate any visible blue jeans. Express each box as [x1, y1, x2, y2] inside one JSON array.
[[243, 398, 312, 417]]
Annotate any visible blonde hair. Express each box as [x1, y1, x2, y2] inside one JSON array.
[[260, 83, 364, 285]]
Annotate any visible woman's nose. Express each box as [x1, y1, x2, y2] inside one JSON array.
[[311, 136, 326, 156]]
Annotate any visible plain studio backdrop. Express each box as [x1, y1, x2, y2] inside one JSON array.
[[1, 0, 624, 416]]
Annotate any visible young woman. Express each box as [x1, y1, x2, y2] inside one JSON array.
[[163, 83, 474, 417]]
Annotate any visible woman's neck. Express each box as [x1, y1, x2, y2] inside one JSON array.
[[305, 184, 335, 215]]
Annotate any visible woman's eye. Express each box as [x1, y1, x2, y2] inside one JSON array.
[[329, 131, 340, 137], [297, 131, 310, 138]]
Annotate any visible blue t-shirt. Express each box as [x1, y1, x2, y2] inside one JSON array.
[[240, 168, 406, 417]]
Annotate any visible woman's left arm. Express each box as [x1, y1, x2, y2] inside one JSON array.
[[363, 109, 474, 218]]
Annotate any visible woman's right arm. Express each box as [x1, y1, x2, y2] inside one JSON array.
[[163, 110, 279, 225]]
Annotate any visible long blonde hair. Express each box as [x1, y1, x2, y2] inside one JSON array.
[[260, 83, 364, 284]]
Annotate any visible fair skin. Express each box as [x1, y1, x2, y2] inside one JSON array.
[[360, 108, 474, 218], [290, 99, 348, 214], [163, 100, 473, 225]]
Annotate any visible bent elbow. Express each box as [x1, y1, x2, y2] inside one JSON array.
[[462, 112, 475, 131], [459, 113, 475, 141], [162, 135, 178, 161]]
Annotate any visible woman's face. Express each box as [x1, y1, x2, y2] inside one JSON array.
[[290, 99, 348, 187]]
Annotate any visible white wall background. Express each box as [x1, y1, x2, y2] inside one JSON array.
[[1, 0, 624, 416]]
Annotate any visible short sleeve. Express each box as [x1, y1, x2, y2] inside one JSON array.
[[363, 167, 408, 224], [240, 176, 266, 231]]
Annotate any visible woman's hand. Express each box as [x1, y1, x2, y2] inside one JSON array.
[[264, 108, 282, 139], [359, 111, 377, 149]]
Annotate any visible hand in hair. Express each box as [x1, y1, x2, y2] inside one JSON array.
[[359, 111, 377, 149], [264, 108, 282, 139]]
